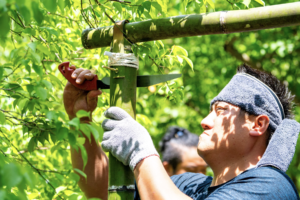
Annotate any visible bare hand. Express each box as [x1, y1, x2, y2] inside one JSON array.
[[63, 66, 102, 121]]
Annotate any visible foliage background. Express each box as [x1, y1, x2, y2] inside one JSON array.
[[0, 0, 299, 199]]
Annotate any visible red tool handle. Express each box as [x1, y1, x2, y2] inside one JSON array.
[[58, 62, 98, 91]]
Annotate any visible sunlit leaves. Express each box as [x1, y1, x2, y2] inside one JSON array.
[[0, 12, 9, 38], [0, 112, 5, 124], [242, 0, 252, 7], [28, 137, 37, 152], [32, 1, 44, 25], [35, 86, 47, 100], [254, 0, 265, 6], [41, 0, 57, 13], [206, 0, 215, 10]]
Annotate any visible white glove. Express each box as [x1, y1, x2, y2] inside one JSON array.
[[101, 107, 159, 171]]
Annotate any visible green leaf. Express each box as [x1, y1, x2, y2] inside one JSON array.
[[46, 111, 57, 121], [41, 0, 57, 13], [2, 163, 22, 188], [0, 12, 10, 38], [76, 137, 85, 145], [113, 2, 122, 14], [0, 112, 6, 124], [242, 0, 251, 7], [37, 44, 51, 55], [179, 55, 194, 71], [151, 2, 162, 13], [0, 66, 3, 80], [79, 145, 88, 169], [0, 0, 6, 9], [74, 168, 87, 179], [172, 45, 188, 56], [18, 98, 29, 111], [79, 123, 91, 143], [28, 137, 37, 152], [88, 123, 100, 141], [42, 80, 53, 90], [156, 0, 167, 13], [200, 4, 206, 13], [68, 132, 77, 146], [143, 1, 151, 12], [51, 142, 62, 153], [68, 118, 80, 129], [56, 127, 68, 140], [19, 6, 31, 25], [32, 64, 43, 76], [32, 1, 44, 25], [206, 0, 215, 10], [0, 190, 6, 200], [58, 0, 65, 14], [254, 0, 265, 6], [35, 86, 47, 100], [30, 51, 41, 63], [176, 55, 183, 65], [76, 110, 90, 119], [55, 186, 67, 194]]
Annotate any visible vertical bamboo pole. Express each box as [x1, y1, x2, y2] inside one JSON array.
[[108, 20, 136, 200]]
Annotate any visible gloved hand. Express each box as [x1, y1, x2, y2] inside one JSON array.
[[101, 107, 159, 171]]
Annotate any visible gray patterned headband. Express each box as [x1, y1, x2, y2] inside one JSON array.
[[210, 72, 300, 172], [211, 73, 284, 131]]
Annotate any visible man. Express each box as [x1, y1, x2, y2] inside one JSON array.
[[64, 64, 300, 199]]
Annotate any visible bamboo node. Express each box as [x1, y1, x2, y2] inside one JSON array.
[[220, 11, 227, 33]]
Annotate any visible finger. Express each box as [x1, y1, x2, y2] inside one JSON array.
[[101, 140, 111, 152], [84, 72, 96, 81], [72, 68, 84, 79], [70, 65, 76, 70], [104, 106, 132, 120], [76, 69, 92, 84], [102, 119, 119, 131], [87, 90, 102, 109]]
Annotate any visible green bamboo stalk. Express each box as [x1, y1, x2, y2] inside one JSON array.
[[108, 23, 136, 200], [82, 2, 300, 49]]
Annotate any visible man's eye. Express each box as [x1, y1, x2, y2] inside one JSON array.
[[216, 107, 225, 113]]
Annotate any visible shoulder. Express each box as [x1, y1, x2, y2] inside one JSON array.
[[171, 172, 212, 199], [207, 167, 299, 200]]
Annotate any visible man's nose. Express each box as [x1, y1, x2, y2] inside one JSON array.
[[201, 113, 214, 130]]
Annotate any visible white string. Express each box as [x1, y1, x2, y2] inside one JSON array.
[[104, 51, 139, 69]]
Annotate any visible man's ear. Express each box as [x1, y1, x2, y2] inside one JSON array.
[[249, 115, 270, 137], [162, 161, 174, 176]]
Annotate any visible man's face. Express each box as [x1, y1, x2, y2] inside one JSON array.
[[197, 101, 255, 164]]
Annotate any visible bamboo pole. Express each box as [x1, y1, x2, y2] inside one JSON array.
[[82, 2, 300, 49], [108, 20, 136, 200]]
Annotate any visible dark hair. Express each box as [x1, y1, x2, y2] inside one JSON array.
[[237, 64, 295, 143], [159, 126, 199, 171]]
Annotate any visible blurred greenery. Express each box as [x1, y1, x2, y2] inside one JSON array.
[[0, 0, 299, 199]]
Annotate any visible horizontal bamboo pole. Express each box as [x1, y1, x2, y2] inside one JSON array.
[[82, 2, 300, 49]]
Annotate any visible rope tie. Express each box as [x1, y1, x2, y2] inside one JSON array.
[[104, 51, 139, 69]]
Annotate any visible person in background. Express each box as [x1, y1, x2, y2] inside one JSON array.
[[159, 126, 208, 176]]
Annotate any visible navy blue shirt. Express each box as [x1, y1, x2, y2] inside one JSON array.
[[134, 166, 299, 199]]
